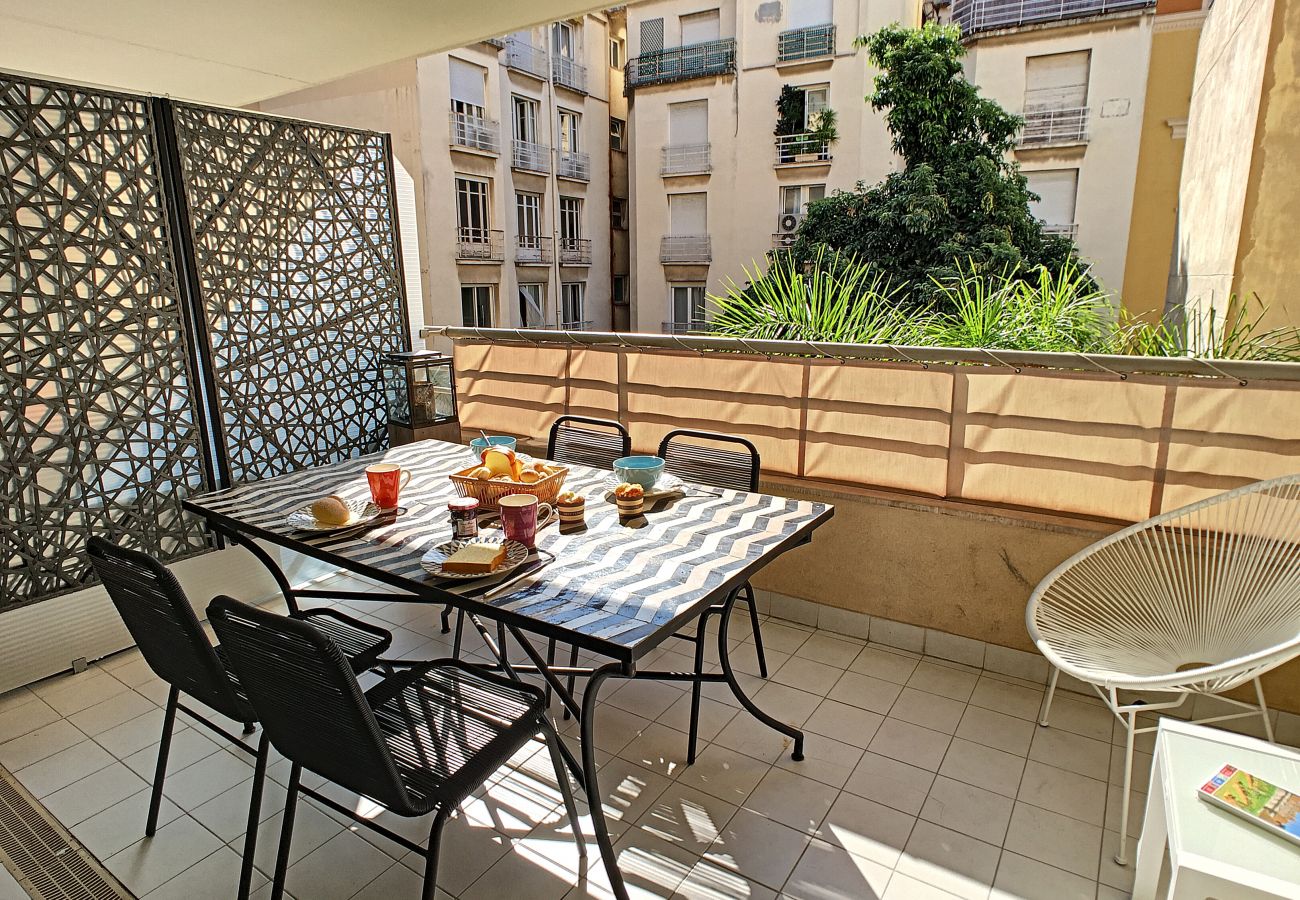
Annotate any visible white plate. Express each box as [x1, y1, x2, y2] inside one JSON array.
[[601, 472, 685, 500], [286, 498, 384, 532], [420, 538, 530, 580]]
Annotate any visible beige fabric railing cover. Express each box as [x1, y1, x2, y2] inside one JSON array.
[[454, 343, 1300, 523]]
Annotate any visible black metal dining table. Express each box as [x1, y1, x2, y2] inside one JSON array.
[[182, 437, 833, 898]]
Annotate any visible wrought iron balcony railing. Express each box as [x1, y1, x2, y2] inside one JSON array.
[[660, 234, 712, 264], [558, 237, 592, 265], [557, 149, 591, 181], [515, 234, 553, 264], [552, 55, 588, 93], [774, 133, 833, 165], [660, 143, 712, 175], [1019, 106, 1089, 146], [953, 0, 1155, 38], [662, 319, 711, 335], [560, 319, 594, 331], [505, 38, 549, 79], [456, 228, 504, 262], [512, 139, 551, 174], [448, 112, 499, 154], [777, 24, 836, 62], [626, 39, 737, 90]]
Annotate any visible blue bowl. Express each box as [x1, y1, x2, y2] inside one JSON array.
[[470, 436, 517, 457], [614, 455, 665, 488]]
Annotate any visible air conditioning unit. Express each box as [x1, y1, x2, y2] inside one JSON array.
[[777, 213, 802, 233], [777, 233, 797, 248]]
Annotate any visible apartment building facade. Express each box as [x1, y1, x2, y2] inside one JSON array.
[[254, 15, 618, 335]]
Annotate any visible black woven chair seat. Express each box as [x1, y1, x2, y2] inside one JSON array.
[[364, 661, 547, 813], [296, 609, 392, 671]]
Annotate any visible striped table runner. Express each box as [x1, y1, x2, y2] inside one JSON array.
[[185, 439, 832, 662]]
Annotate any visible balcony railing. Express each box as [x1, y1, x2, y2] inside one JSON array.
[[515, 234, 553, 264], [483, 36, 506, 49], [626, 39, 737, 90], [660, 143, 712, 175], [1019, 106, 1090, 146], [560, 319, 594, 331], [1042, 223, 1079, 238], [512, 139, 551, 174], [660, 234, 712, 264], [505, 37, 549, 79], [557, 149, 591, 181], [774, 133, 832, 165], [456, 228, 504, 262], [953, 0, 1155, 37], [558, 237, 592, 265], [662, 319, 711, 335], [777, 24, 836, 62], [448, 112, 499, 154], [552, 55, 588, 93]]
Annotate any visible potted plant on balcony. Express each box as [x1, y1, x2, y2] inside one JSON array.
[[774, 85, 838, 163]]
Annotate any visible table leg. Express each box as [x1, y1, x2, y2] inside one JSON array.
[[717, 588, 805, 761], [1132, 746, 1167, 900], [582, 663, 630, 900]]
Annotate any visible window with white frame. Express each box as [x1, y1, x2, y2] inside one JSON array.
[[512, 95, 539, 142], [559, 196, 583, 241], [801, 85, 829, 129], [610, 37, 624, 68], [518, 283, 546, 327], [455, 176, 490, 240], [561, 282, 585, 326], [781, 184, 826, 216], [670, 284, 706, 328], [516, 192, 541, 247], [680, 9, 721, 45], [461, 285, 494, 327], [558, 109, 582, 153], [552, 22, 576, 60], [1025, 169, 1079, 234], [449, 58, 487, 119], [610, 117, 626, 151]]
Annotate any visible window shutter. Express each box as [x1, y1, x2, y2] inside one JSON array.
[[788, 0, 833, 29], [449, 58, 486, 107], [1024, 51, 1090, 109], [669, 101, 708, 145], [669, 193, 707, 234], [1026, 170, 1078, 228], [680, 10, 720, 45], [640, 18, 664, 53]]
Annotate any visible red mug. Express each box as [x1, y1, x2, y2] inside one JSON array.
[[365, 463, 411, 509], [498, 494, 554, 549]]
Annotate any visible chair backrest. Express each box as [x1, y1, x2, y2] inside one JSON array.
[[87, 537, 251, 721], [657, 429, 760, 492], [206, 595, 410, 811], [547, 415, 631, 470]]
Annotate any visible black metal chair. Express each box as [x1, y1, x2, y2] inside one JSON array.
[[207, 595, 584, 900], [547, 414, 631, 470], [656, 429, 770, 763], [86, 537, 393, 900]]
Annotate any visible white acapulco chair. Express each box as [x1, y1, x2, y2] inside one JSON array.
[[1026, 473, 1300, 866]]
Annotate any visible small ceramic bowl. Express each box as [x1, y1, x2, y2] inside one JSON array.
[[470, 435, 517, 457], [613, 455, 665, 488]]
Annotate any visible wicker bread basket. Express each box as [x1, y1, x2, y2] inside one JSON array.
[[448, 464, 569, 509]]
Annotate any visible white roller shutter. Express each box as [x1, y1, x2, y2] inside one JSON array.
[[680, 10, 720, 45], [449, 58, 486, 107], [669, 100, 708, 145], [1026, 170, 1078, 229], [788, 0, 833, 28], [1024, 51, 1089, 109], [669, 192, 707, 234]]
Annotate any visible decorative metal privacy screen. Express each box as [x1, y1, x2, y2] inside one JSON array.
[[0, 77, 209, 610], [170, 104, 409, 484]]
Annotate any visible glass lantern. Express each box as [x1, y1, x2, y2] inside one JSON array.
[[381, 351, 458, 444]]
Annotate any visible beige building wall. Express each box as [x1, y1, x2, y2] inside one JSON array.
[[961, 9, 1156, 296], [255, 16, 616, 341]]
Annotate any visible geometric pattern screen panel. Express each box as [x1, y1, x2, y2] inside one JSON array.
[[171, 104, 409, 484], [0, 77, 210, 610]]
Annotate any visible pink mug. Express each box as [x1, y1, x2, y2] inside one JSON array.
[[498, 494, 554, 549]]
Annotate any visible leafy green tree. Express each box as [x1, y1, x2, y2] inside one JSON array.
[[790, 23, 1084, 309]]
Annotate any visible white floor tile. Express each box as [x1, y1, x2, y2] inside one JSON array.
[[1016, 759, 1106, 826], [868, 719, 951, 773], [827, 671, 904, 715], [890, 688, 966, 734], [658, 694, 737, 744], [704, 808, 811, 892], [67, 690, 156, 736], [803, 699, 884, 749], [43, 761, 148, 826], [1028, 727, 1111, 782], [844, 752, 935, 817], [819, 791, 916, 868], [674, 855, 778, 900], [919, 776, 1013, 846], [1001, 802, 1102, 880], [0, 698, 60, 743], [771, 657, 842, 696], [163, 749, 256, 810], [882, 872, 965, 900], [937, 738, 1025, 799], [71, 788, 183, 860], [14, 739, 115, 798], [32, 669, 128, 715], [144, 845, 267, 899], [895, 821, 999, 900], [796, 634, 864, 670], [967, 678, 1044, 722], [676, 742, 770, 806], [742, 768, 838, 836], [636, 781, 737, 853], [285, 828, 397, 900], [954, 707, 1035, 757], [990, 851, 1096, 900], [783, 838, 892, 900], [106, 815, 224, 896], [0, 719, 85, 770], [905, 663, 977, 703], [850, 647, 920, 685], [774, 732, 862, 789]]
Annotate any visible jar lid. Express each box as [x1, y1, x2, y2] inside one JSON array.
[[448, 497, 480, 511]]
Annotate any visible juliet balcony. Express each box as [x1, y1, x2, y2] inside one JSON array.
[[660, 142, 712, 176], [514, 234, 552, 265], [558, 236, 591, 265], [505, 36, 549, 79], [777, 23, 836, 62], [774, 132, 833, 165], [625, 38, 737, 91], [660, 234, 712, 264], [551, 55, 588, 93], [1019, 105, 1090, 147], [512, 138, 551, 174], [455, 227, 504, 262], [448, 111, 499, 154], [556, 148, 590, 181]]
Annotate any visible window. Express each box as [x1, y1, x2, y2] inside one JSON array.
[[801, 85, 829, 129], [449, 58, 487, 119], [668, 192, 706, 235], [461, 285, 494, 327], [670, 284, 706, 328], [611, 197, 629, 230], [559, 196, 583, 241], [552, 22, 576, 60], [788, 0, 834, 28], [612, 275, 629, 306], [1025, 169, 1079, 232], [518, 283, 546, 327], [680, 9, 721, 45], [455, 177, 490, 239], [781, 184, 826, 216], [561, 283, 585, 327], [668, 99, 708, 146], [610, 117, 626, 151], [1025, 51, 1090, 110], [558, 109, 581, 154], [516, 192, 541, 244], [610, 38, 624, 68], [512, 95, 539, 143]]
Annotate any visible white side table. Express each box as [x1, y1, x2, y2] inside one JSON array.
[[1134, 718, 1300, 899]]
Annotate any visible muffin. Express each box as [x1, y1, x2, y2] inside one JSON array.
[[613, 482, 644, 517], [557, 491, 586, 526]]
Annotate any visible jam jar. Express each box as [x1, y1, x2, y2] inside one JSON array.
[[448, 497, 480, 539]]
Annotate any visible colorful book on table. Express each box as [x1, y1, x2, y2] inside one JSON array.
[[1198, 764, 1300, 848]]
